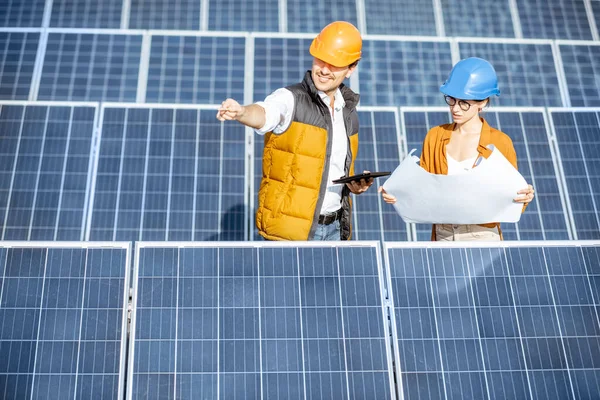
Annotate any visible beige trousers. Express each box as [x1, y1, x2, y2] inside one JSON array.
[[435, 224, 501, 241]]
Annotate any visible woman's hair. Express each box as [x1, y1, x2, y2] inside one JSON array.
[[479, 98, 491, 112]]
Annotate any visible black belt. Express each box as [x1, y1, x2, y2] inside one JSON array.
[[318, 208, 343, 225]]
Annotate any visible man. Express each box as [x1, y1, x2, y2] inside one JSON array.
[[216, 21, 372, 240]]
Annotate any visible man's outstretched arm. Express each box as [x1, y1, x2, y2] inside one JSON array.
[[216, 98, 266, 129]]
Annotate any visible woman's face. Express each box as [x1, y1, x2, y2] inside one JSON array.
[[445, 96, 488, 124]]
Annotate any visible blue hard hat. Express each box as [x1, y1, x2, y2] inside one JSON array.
[[440, 57, 500, 100]]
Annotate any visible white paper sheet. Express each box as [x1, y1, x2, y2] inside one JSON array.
[[382, 146, 528, 224]]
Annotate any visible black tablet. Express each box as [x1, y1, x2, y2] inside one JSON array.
[[332, 171, 391, 184]]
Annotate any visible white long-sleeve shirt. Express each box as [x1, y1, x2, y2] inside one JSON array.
[[255, 87, 348, 214]]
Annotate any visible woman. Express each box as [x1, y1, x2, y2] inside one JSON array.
[[379, 57, 535, 241]]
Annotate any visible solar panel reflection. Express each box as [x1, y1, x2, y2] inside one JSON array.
[[385, 242, 600, 400]]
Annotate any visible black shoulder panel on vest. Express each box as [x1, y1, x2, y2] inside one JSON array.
[[286, 84, 329, 130]]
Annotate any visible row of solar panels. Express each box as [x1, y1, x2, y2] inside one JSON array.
[[1, 241, 598, 400], [2, 0, 600, 40], [1, 102, 599, 242], [1, 30, 600, 107]]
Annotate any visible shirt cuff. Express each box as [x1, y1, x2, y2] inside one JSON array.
[[254, 101, 280, 135]]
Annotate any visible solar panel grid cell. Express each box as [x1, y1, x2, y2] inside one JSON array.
[[364, 0, 437, 35], [489, 111, 571, 240], [594, 1, 600, 38], [49, 0, 123, 28], [208, 0, 279, 32], [440, 0, 515, 38], [386, 243, 600, 400], [0, 104, 96, 241], [559, 44, 600, 107], [0, 244, 129, 400], [129, 243, 395, 400], [0, 0, 45, 27], [129, 0, 202, 30], [253, 37, 313, 103], [516, 0, 594, 40], [359, 40, 453, 107], [39, 33, 142, 102], [89, 107, 247, 242], [0, 32, 39, 100], [550, 110, 600, 240], [286, 0, 358, 34], [146, 36, 246, 104]]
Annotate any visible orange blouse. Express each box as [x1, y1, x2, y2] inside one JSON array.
[[419, 118, 525, 240]]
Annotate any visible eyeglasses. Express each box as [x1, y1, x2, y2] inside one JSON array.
[[444, 95, 477, 111]]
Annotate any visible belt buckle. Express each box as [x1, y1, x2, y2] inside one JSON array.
[[322, 209, 341, 225]]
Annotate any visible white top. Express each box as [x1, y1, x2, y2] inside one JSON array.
[[446, 153, 477, 175], [255, 87, 348, 214]]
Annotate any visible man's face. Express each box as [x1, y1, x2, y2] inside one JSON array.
[[311, 57, 357, 96]]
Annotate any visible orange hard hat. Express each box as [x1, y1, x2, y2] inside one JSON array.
[[309, 21, 362, 67]]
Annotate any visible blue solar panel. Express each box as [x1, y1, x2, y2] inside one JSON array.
[[146, 35, 245, 104], [401, 109, 572, 241], [0, 32, 39, 100], [253, 38, 313, 103], [352, 109, 410, 241], [129, 243, 395, 400], [286, 0, 358, 33], [208, 0, 279, 32], [550, 110, 600, 240], [0, 104, 96, 240], [458, 42, 563, 107], [49, 0, 122, 28], [486, 111, 572, 240], [385, 242, 600, 400], [559, 44, 600, 107], [359, 40, 453, 106], [0, 0, 45, 27], [38, 33, 142, 102], [594, 1, 600, 38], [0, 243, 130, 400], [516, 0, 594, 39], [129, 0, 202, 30], [440, 0, 515, 38], [365, 0, 437, 35], [88, 106, 247, 241]]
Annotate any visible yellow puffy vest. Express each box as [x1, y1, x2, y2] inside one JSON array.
[[256, 71, 359, 240]]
